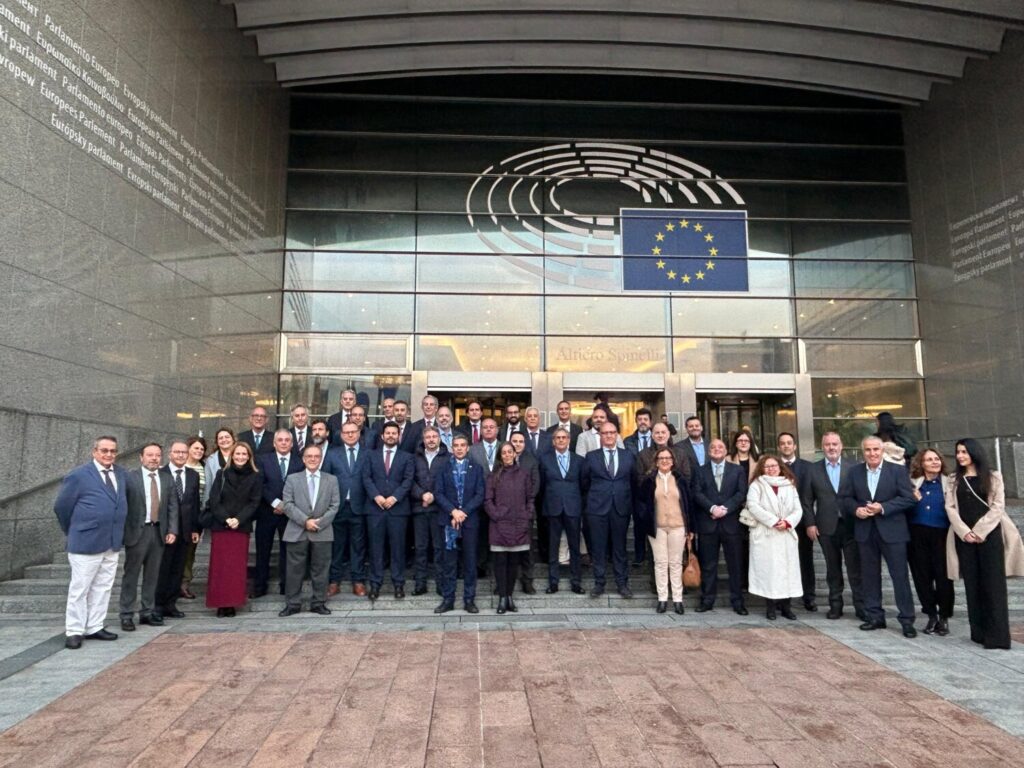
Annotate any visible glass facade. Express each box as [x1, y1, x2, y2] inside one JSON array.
[[282, 88, 924, 439]]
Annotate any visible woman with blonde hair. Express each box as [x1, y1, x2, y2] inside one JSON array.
[[746, 455, 803, 620]]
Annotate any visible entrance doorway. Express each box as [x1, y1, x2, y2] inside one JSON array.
[[563, 391, 664, 435], [698, 393, 798, 453]]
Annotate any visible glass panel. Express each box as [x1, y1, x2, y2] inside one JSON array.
[[417, 254, 544, 293], [285, 211, 415, 251], [784, 186, 909, 219], [546, 296, 669, 336], [285, 251, 415, 292], [543, 256, 623, 294], [811, 378, 926, 419], [287, 172, 417, 211], [671, 298, 793, 336], [283, 292, 414, 333], [283, 335, 409, 371], [794, 261, 915, 298], [417, 295, 542, 334], [796, 299, 917, 338], [804, 341, 920, 376], [278, 373, 412, 421], [792, 222, 912, 260], [812, 419, 927, 457], [545, 337, 670, 372], [674, 338, 795, 373], [418, 213, 544, 254], [415, 335, 541, 371]]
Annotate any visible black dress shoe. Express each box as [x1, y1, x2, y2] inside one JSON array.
[[590, 587, 605, 598], [84, 629, 118, 641], [497, 597, 508, 615], [571, 584, 585, 595], [935, 617, 949, 636], [310, 605, 331, 616], [65, 635, 83, 650], [216, 608, 227, 618], [394, 586, 405, 599], [733, 605, 749, 616], [545, 584, 559, 594], [656, 601, 668, 614], [803, 600, 818, 612], [520, 581, 536, 595], [695, 604, 713, 613], [120, 619, 136, 632], [855, 610, 869, 622], [618, 586, 634, 599], [464, 601, 479, 614], [859, 620, 887, 631], [826, 608, 843, 620], [163, 609, 186, 619], [902, 625, 918, 639], [507, 597, 518, 613], [434, 600, 454, 614], [673, 602, 685, 615], [923, 616, 939, 635], [368, 587, 380, 601], [780, 606, 797, 621], [279, 606, 302, 617], [139, 615, 164, 626], [225, 607, 236, 617], [249, 589, 268, 599], [413, 584, 428, 596], [766, 605, 777, 621]]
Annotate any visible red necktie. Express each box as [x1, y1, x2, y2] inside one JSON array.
[[384, 449, 392, 474], [472, 424, 479, 443]]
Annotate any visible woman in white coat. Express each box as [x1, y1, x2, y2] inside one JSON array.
[[746, 455, 804, 620]]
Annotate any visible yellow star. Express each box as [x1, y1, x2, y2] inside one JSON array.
[[652, 246, 661, 255], [709, 247, 718, 256], [681, 273, 691, 284], [706, 260, 715, 270], [665, 223, 675, 232], [694, 223, 703, 232], [679, 219, 689, 228], [704, 233, 714, 242], [655, 232, 665, 242], [666, 270, 676, 280], [656, 259, 665, 269], [695, 270, 705, 280]]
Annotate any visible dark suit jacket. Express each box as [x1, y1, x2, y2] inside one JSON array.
[[522, 430, 552, 457], [362, 447, 416, 516], [326, 410, 351, 445], [800, 458, 855, 536], [123, 467, 180, 546], [623, 430, 655, 456], [783, 456, 813, 523], [256, 451, 305, 514], [538, 450, 586, 518], [238, 429, 275, 455], [515, 452, 541, 502], [433, 457, 486, 528], [500, 421, 527, 442], [457, 419, 484, 443], [368, 421, 421, 454], [839, 461, 916, 544], [322, 443, 370, 515], [546, 422, 583, 453], [692, 461, 748, 535], [582, 447, 635, 517], [677, 438, 710, 473], [411, 444, 450, 518], [54, 462, 129, 554], [163, 464, 201, 538], [289, 426, 312, 454]]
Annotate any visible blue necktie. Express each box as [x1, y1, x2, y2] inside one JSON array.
[[348, 447, 355, 471], [308, 473, 316, 503], [279, 456, 287, 480], [558, 453, 568, 478]]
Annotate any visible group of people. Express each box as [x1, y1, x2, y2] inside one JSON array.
[[53, 394, 1023, 650]]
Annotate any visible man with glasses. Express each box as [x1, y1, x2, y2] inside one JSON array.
[[323, 421, 370, 597], [538, 428, 587, 595], [582, 423, 636, 598], [239, 406, 275, 455], [327, 389, 358, 445]]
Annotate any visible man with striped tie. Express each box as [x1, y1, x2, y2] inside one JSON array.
[[538, 428, 587, 595]]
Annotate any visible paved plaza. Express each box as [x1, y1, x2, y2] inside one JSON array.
[[0, 611, 1021, 767]]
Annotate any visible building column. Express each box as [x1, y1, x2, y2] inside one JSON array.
[[794, 373, 815, 460], [531, 372, 563, 428], [662, 373, 697, 429], [410, 370, 429, 416]]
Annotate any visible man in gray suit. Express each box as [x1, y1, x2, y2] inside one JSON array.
[[120, 443, 179, 631], [279, 443, 341, 616]]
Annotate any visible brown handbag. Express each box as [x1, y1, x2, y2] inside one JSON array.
[[682, 535, 701, 589]]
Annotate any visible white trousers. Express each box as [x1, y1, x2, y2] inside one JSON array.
[[649, 527, 686, 601], [66, 550, 119, 636]]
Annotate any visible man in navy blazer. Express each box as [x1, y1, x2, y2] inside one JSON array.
[[254, 430, 304, 598], [238, 405, 276, 455], [522, 407, 552, 457], [582, 423, 636, 598], [361, 421, 416, 600], [154, 441, 201, 621], [839, 435, 918, 637], [322, 419, 370, 597], [692, 439, 749, 614], [411, 426, 449, 596], [432, 434, 486, 613], [54, 436, 128, 649], [538, 428, 587, 595]]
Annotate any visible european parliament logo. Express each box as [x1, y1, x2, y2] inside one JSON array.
[[622, 208, 749, 292]]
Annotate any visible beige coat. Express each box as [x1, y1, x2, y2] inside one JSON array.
[[943, 471, 1024, 579]]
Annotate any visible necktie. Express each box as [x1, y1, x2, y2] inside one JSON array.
[[297, 430, 305, 450], [308, 473, 317, 503], [254, 433, 261, 448], [385, 449, 392, 474], [486, 443, 495, 468], [149, 472, 160, 523], [714, 464, 723, 491], [472, 423, 479, 443], [280, 456, 287, 480], [640, 434, 648, 451], [531, 432, 538, 450], [102, 469, 114, 491], [348, 447, 355, 471], [606, 450, 615, 477], [175, 469, 184, 501], [558, 452, 568, 478]]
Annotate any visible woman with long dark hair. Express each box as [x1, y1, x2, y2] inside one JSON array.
[[204, 427, 235, 491], [876, 411, 916, 467], [485, 442, 534, 614], [726, 430, 760, 482], [908, 448, 954, 635], [180, 435, 208, 600], [636, 448, 694, 614], [945, 438, 1024, 649]]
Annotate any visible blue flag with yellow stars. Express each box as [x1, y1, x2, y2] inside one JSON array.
[[621, 208, 749, 292]]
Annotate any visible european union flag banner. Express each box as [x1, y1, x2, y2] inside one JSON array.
[[622, 208, 749, 292]]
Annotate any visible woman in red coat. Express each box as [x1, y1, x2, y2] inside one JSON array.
[[485, 442, 535, 614]]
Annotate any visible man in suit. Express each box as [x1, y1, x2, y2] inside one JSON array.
[[677, 416, 710, 474], [778, 431, 817, 612], [412, 394, 440, 433], [576, 404, 623, 457], [412, 426, 449, 596], [623, 408, 655, 456], [380, 399, 421, 454], [238, 406, 275, 455], [469, 417, 500, 575], [361, 421, 416, 599], [436, 406, 457, 453], [500, 404, 527, 442], [432, 435, 486, 613], [253, 430, 304, 598], [289, 403, 312, 455], [279, 444, 341, 616], [523, 407, 551, 456], [154, 441, 201, 620], [326, 388, 358, 445], [692, 439, 749, 614], [510, 432, 541, 594], [309, 419, 333, 470], [839, 435, 918, 637], [547, 400, 582, 453], [457, 400, 484, 444], [582, 422, 636, 598], [538, 428, 587, 595], [368, 396, 397, 445], [801, 431, 864, 620], [323, 420, 369, 597], [120, 443, 180, 631], [636, 422, 689, 482], [349, 405, 373, 447], [54, 436, 127, 649]]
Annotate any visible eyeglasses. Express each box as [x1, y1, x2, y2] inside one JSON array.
[[250, 413, 267, 419], [656, 456, 674, 462], [95, 448, 118, 454]]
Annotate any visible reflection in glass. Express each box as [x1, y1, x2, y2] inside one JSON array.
[[794, 261, 914, 298], [545, 337, 670, 372], [285, 211, 415, 251], [811, 378, 926, 419], [286, 251, 415, 292], [417, 254, 543, 293], [287, 172, 416, 211], [417, 295, 542, 334], [283, 292, 414, 333], [283, 335, 409, 371], [279, 373, 412, 421], [672, 298, 793, 337], [797, 299, 917, 338], [674, 338, 794, 373], [804, 341, 920, 376], [546, 296, 669, 336], [813, 418, 926, 455], [415, 335, 541, 371], [792, 222, 912, 260]]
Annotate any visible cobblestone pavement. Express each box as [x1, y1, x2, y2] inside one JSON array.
[[1, 623, 1023, 767]]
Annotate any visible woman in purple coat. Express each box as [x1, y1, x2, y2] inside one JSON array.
[[485, 442, 535, 614]]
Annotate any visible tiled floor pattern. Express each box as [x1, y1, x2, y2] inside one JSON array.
[[1, 626, 1023, 768]]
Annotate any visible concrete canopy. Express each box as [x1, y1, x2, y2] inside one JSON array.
[[227, 0, 1024, 103]]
